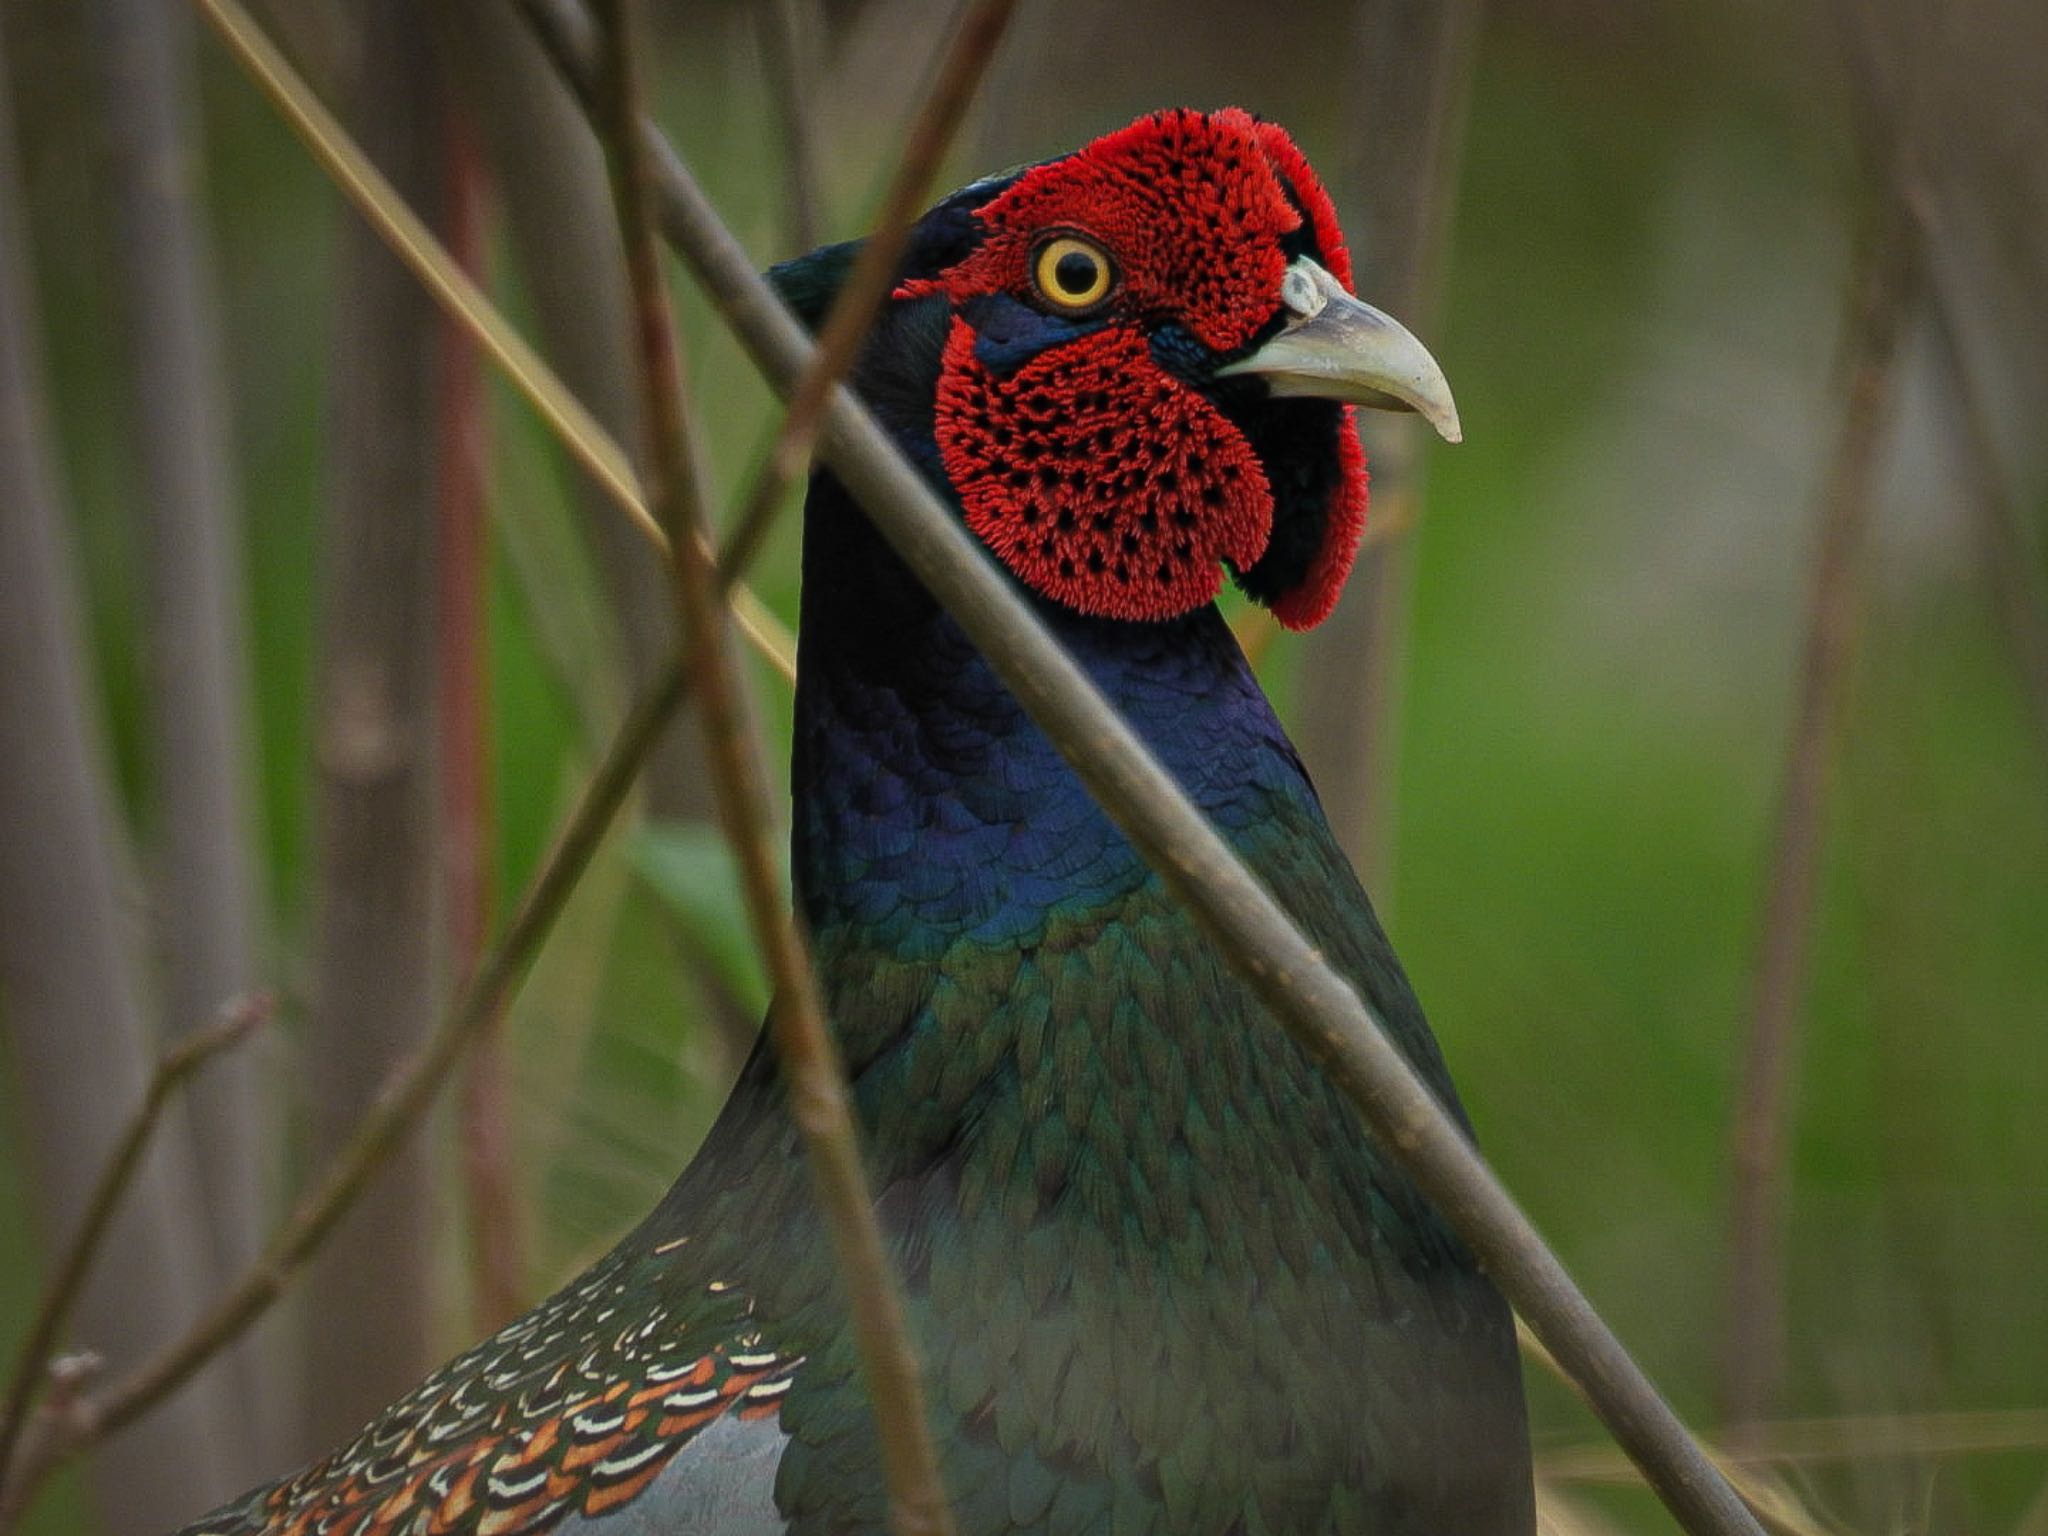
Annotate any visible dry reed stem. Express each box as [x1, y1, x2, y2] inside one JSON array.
[[1722, 96, 1921, 1440], [718, 0, 1018, 584], [1911, 190, 2048, 774], [187, 0, 796, 681], [1292, 0, 1478, 887], [434, 111, 528, 1331], [96, 0, 269, 1351], [1540, 1407, 2048, 1479], [0, 998, 270, 1493], [756, 0, 823, 252], [0, 0, 821, 1518], [1516, 1323, 1837, 1536], [0, 657, 694, 1526], [592, 0, 958, 1526], [0, 14, 248, 1513]]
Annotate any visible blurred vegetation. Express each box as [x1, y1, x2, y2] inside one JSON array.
[[1, 0, 2044, 1531]]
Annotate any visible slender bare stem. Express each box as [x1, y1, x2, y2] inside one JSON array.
[[0, 998, 270, 1491], [0, 656, 691, 1520], [755, 0, 824, 252], [1721, 132, 1920, 1446], [188, 0, 798, 682], [299, 0, 447, 1445], [0, 0, 843, 1518], [0, 447, 819, 1524], [1517, 1320, 1834, 1536], [431, 0, 719, 831], [510, 8, 1767, 1531], [434, 110, 528, 1331], [591, 4, 953, 1531], [1912, 193, 2048, 772], [1540, 1406, 2048, 1479], [720, 0, 1017, 583], [4, 0, 838, 1487], [0, 17, 244, 1521], [1292, 0, 1479, 887], [95, 0, 269, 1349]]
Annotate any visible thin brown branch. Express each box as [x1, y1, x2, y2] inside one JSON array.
[[1515, 1322, 1838, 1536], [1292, 0, 1479, 888], [756, 0, 824, 252], [190, 0, 798, 688], [299, 0, 446, 1446], [0, 655, 692, 1525], [0, 452, 816, 1521], [591, 3, 953, 1531], [0, 16, 247, 1522], [719, 0, 1017, 582], [1539, 1406, 2048, 1479], [0, 0, 848, 1518], [431, 0, 717, 826], [0, 410, 801, 1523], [95, 0, 270, 1349], [1912, 190, 2048, 772], [509, 8, 1766, 1531], [435, 110, 527, 1331], [1721, 118, 1920, 1441], [0, 997, 270, 1493]]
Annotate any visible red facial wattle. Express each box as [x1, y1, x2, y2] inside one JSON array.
[[1266, 408, 1367, 630], [905, 108, 1379, 631], [933, 321, 1272, 621]]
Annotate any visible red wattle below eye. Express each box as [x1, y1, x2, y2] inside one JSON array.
[[932, 320, 1273, 624]]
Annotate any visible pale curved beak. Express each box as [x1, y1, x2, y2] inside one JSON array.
[[1217, 256, 1462, 444]]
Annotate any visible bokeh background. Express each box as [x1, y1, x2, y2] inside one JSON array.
[[1, 0, 2044, 1531]]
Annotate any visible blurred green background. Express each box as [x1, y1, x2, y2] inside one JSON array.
[[1, 0, 2044, 1531]]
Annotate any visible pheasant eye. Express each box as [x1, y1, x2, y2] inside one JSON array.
[[1032, 235, 1114, 312]]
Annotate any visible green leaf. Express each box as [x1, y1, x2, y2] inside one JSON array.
[[631, 820, 788, 1018]]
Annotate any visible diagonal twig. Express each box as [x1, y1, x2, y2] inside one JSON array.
[[718, 0, 1018, 583], [1540, 1406, 2048, 1479], [0, 15, 247, 1517], [1518, 1322, 1840, 1536], [1912, 191, 2048, 773], [0, 464, 823, 1521], [0, 997, 270, 1492], [189, 0, 796, 682], [433, 108, 528, 1332], [0, 657, 692, 1529], [591, 2, 957, 1529], [755, 0, 824, 253], [512, 4, 1766, 1530], [96, 0, 270, 1358], [1721, 38, 1922, 1437], [1293, 0, 1480, 888]]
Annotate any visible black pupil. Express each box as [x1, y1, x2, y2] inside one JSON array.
[[1053, 250, 1099, 297]]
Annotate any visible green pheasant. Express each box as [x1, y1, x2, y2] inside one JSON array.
[[174, 107, 1532, 1535]]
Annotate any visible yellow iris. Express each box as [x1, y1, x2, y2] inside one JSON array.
[[1032, 235, 1115, 312]]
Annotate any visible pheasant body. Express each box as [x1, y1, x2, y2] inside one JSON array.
[[173, 108, 1533, 1536]]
